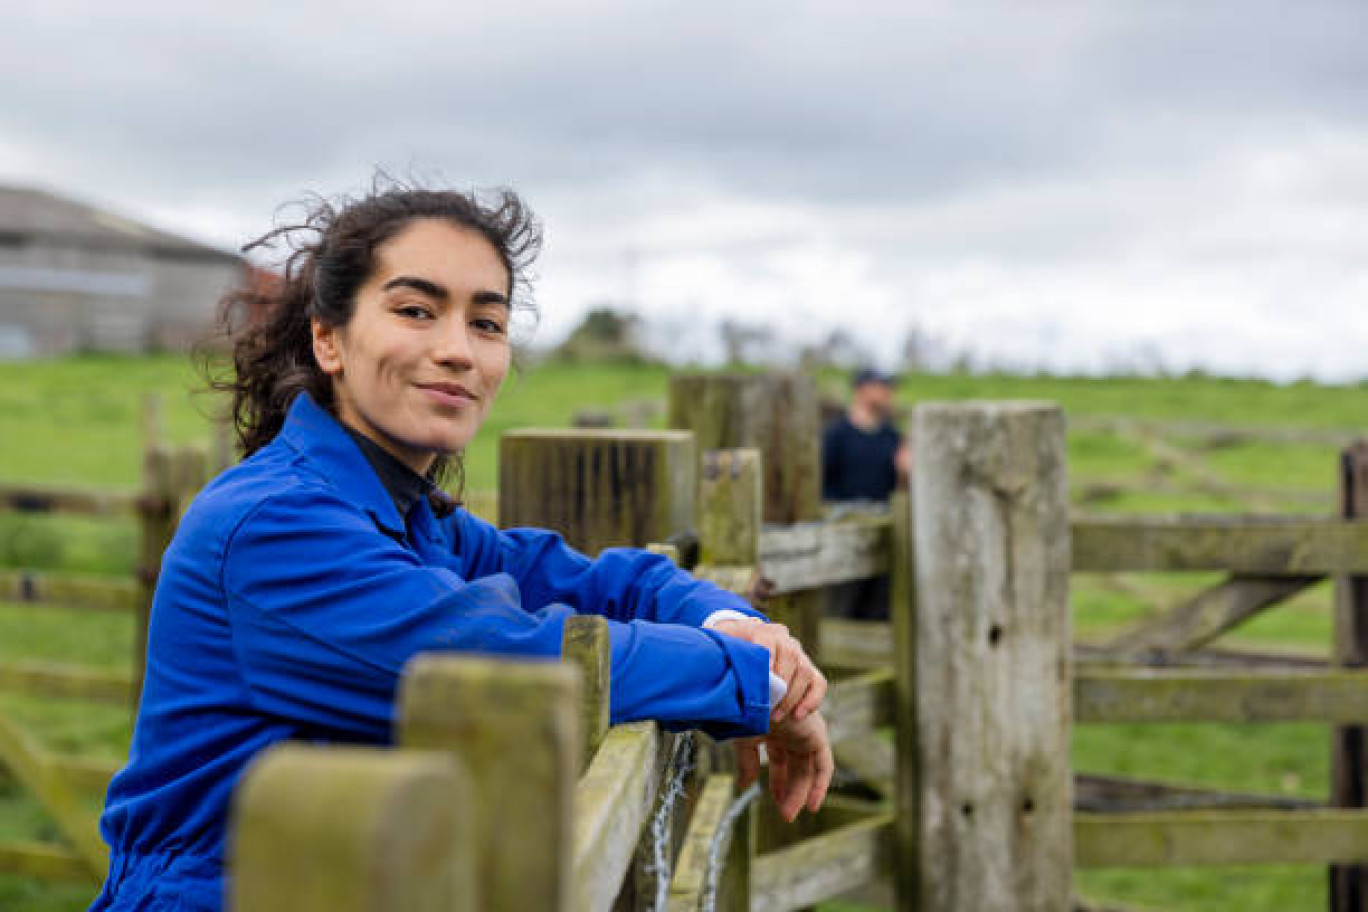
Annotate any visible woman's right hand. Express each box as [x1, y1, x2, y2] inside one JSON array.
[[735, 710, 833, 822]]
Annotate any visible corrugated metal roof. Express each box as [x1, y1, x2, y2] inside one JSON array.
[[0, 184, 241, 263]]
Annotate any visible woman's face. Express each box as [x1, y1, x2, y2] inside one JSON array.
[[312, 218, 513, 475]]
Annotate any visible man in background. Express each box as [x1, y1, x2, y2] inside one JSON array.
[[822, 368, 909, 620]]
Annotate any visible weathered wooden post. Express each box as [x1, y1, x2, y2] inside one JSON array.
[[133, 443, 174, 715], [499, 429, 696, 555], [895, 402, 1071, 911], [667, 373, 822, 654], [1332, 441, 1368, 911], [563, 614, 613, 771], [398, 655, 580, 911], [231, 745, 474, 911]]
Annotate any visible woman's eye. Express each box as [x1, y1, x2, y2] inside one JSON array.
[[397, 304, 433, 320], [473, 318, 507, 335]]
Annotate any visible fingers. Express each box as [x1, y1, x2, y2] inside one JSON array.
[[735, 739, 761, 790], [807, 744, 834, 813], [793, 666, 827, 722], [779, 749, 815, 822], [773, 646, 825, 724], [768, 745, 788, 810]]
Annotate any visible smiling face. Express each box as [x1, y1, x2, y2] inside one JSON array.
[[310, 218, 513, 475]]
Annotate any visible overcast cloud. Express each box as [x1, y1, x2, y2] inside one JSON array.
[[3, 1, 1366, 378]]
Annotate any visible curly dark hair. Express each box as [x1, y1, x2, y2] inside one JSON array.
[[208, 179, 541, 506]]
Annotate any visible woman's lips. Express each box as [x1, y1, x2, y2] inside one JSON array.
[[417, 383, 476, 408]]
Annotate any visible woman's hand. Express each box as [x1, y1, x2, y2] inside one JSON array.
[[710, 618, 827, 724], [734, 711, 834, 822]]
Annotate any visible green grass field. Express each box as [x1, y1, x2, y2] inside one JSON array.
[[2, 353, 1367, 910]]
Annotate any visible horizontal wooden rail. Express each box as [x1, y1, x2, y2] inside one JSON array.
[[0, 841, 95, 882], [572, 722, 659, 911], [0, 570, 139, 613], [752, 812, 893, 912], [1076, 669, 1368, 724], [0, 662, 134, 705], [1075, 809, 1368, 867], [0, 482, 142, 518], [823, 668, 894, 744], [756, 517, 890, 594], [819, 619, 893, 670], [1072, 516, 1368, 574], [1075, 773, 1320, 813]]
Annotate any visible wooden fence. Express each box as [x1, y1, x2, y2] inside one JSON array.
[[230, 375, 1368, 911], [0, 396, 212, 885]]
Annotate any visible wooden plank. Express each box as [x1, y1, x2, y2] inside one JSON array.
[[899, 403, 1073, 912], [1334, 439, 1368, 911], [668, 774, 739, 910], [0, 662, 133, 704], [0, 841, 93, 882], [755, 518, 890, 595], [1075, 809, 1368, 868], [1073, 515, 1368, 574], [1077, 669, 1368, 724], [0, 483, 140, 517], [751, 813, 893, 912], [399, 655, 579, 911], [698, 449, 762, 567], [0, 569, 139, 613], [1074, 773, 1320, 813], [823, 668, 894, 745], [573, 722, 659, 912], [818, 619, 893, 670], [50, 754, 121, 793], [832, 734, 894, 801], [0, 713, 105, 878], [562, 615, 612, 772], [1074, 642, 1328, 670], [135, 444, 175, 716], [1106, 574, 1321, 657], [231, 745, 475, 912], [498, 429, 696, 556]]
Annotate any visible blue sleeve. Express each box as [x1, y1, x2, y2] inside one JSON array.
[[221, 485, 770, 742], [451, 510, 773, 737], [453, 509, 768, 628]]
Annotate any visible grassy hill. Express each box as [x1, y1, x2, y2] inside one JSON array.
[[2, 353, 1366, 910]]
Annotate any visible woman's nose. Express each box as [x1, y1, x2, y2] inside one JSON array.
[[433, 321, 475, 368]]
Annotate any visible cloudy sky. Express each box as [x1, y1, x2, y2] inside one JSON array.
[[3, 1, 1366, 378]]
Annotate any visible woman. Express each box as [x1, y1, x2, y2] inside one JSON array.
[[92, 184, 832, 911]]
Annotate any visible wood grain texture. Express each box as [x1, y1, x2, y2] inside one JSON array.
[[231, 745, 473, 912], [900, 402, 1072, 912], [398, 655, 579, 911]]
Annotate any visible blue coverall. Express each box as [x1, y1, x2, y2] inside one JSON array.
[[91, 392, 772, 911]]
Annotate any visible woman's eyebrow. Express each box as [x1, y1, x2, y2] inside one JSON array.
[[473, 290, 510, 309], [381, 276, 448, 299]]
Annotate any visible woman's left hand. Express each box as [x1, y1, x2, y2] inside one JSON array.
[[711, 618, 827, 724]]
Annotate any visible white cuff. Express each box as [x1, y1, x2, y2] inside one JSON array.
[[768, 671, 788, 707], [702, 608, 758, 629]]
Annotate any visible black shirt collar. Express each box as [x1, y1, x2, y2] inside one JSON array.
[[341, 425, 435, 520]]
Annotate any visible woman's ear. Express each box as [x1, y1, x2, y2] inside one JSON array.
[[311, 318, 343, 375]]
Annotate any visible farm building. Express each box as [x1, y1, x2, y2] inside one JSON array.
[[0, 184, 246, 356]]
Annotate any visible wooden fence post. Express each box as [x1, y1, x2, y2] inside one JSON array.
[[397, 655, 580, 911], [896, 402, 1071, 912], [563, 614, 613, 771], [231, 745, 474, 912], [667, 373, 822, 655], [499, 429, 696, 555], [133, 444, 174, 715], [1332, 441, 1368, 911]]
